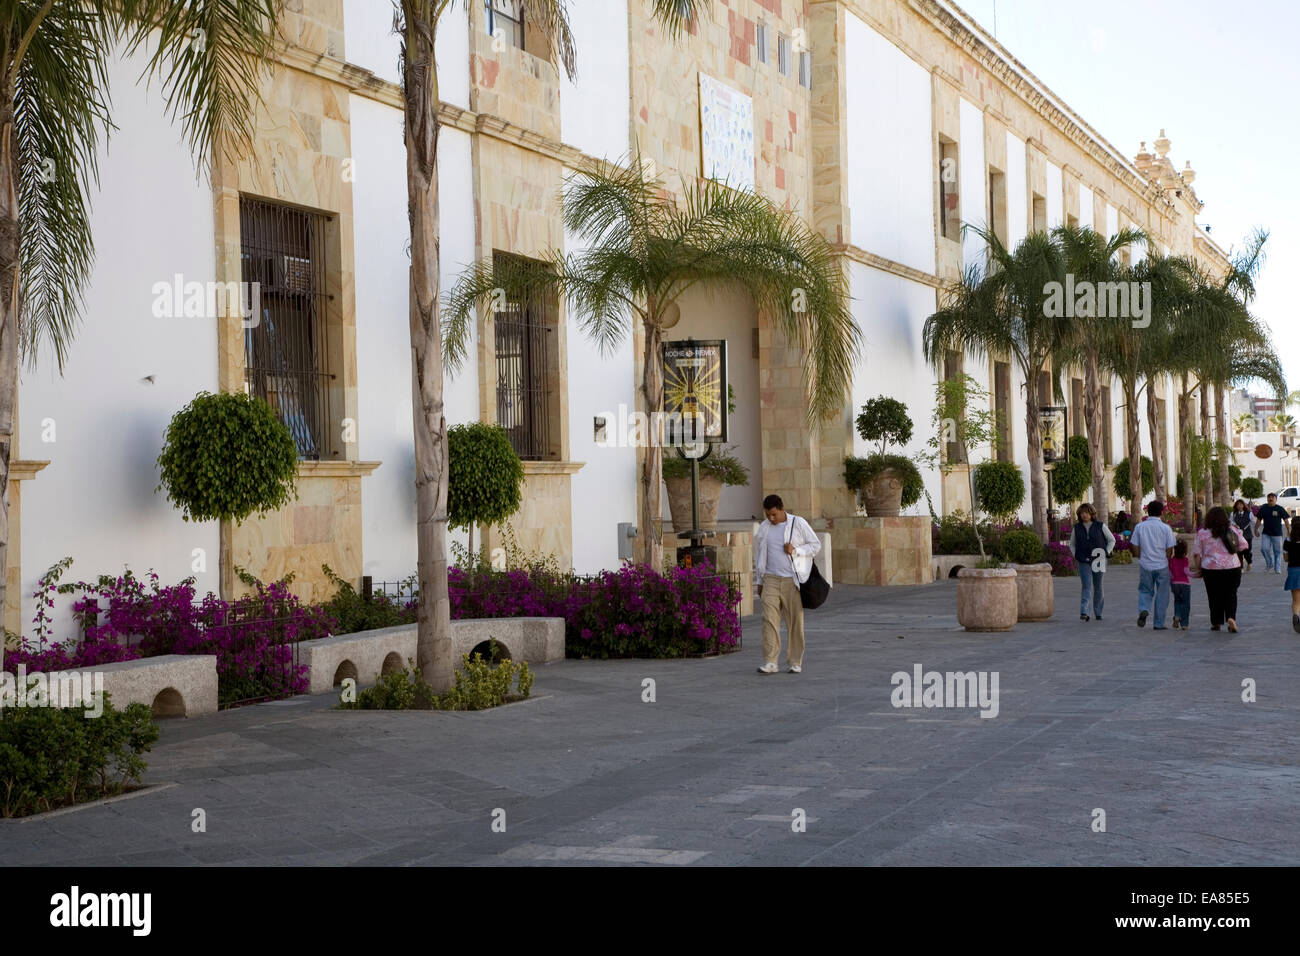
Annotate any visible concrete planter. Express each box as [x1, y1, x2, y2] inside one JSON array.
[[298, 618, 565, 695], [1008, 563, 1054, 621], [956, 568, 1018, 632], [664, 474, 722, 532], [860, 472, 904, 517]]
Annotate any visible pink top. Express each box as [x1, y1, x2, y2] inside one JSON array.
[[1169, 556, 1190, 584], [1192, 528, 1246, 570]]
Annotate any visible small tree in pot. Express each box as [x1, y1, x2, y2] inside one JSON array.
[[844, 397, 923, 517], [662, 449, 749, 532]]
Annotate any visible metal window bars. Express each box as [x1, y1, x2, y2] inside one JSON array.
[[239, 197, 334, 460]]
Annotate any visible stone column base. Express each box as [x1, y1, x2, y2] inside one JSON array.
[[825, 516, 933, 586]]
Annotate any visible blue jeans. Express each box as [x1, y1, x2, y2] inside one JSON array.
[[1079, 566, 1104, 617], [1261, 534, 1284, 571], [1138, 566, 1171, 627], [1171, 582, 1191, 626]]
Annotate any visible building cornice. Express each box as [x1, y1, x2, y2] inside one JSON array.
[[834, 245, 943, 289]]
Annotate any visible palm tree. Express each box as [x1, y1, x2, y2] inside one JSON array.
[[1053, 225, 1144, 522], [443, 154, 859, 572], [396, 0, 705, 689], [924, 227, 1074, 541], [0, 0, 283, 675], [1233, 412, 1258, 438], [1100, 249, 1198, 514], [1271, 412, 1297, 434]]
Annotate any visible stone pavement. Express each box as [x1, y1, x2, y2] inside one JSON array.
[[4, 563, 1298, 866]]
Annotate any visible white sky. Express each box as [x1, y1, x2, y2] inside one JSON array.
[[957, 0, 1296, 401]]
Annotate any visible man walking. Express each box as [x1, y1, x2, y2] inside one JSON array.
[[1255, 492, 1289, 574], [753, 494, 820, 675], [1129, 499, 1177, 630]]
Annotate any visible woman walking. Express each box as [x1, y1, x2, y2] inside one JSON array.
[[1284, 517, 1300, 634], [1072, 503, 1115, 621], [1191, 506, 1249, 632], [1231, 499, 1255, 572]]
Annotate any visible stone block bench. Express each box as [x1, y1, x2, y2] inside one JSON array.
[[54, 654, 218, 718], [298, 618, 565, 695]]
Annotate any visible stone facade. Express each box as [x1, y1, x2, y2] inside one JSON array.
[[827, 516, 933, 586]]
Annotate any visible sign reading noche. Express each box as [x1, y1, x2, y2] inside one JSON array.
[[662, 339, 728, 446]]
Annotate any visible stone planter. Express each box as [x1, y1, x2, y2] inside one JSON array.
[[956, 568, 1018, 632], [860, 472, 904, 517], [665, 474, 723, 532], [1008, 562, 1054, 621]]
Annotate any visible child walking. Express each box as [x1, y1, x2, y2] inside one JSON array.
[[1170, 540, 1192, 630], [1285, 517, 1300, 634]]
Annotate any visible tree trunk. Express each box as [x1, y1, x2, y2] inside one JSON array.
[[639, 319, 665, 572], [1199, 382, 1213, 516], [1083, 349, 1108, 521], [1215, 383, 1231, 508], [1125, 382, 1142, 516], [1178, 382, 1195, 530], [406, 10, 453, 692], [1024, 374, 1048, 541], [1147, 386, 1165, 502], [0, 95, 19, 675]]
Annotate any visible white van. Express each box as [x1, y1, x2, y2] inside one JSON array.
[[1273, 486, 1300, 515]]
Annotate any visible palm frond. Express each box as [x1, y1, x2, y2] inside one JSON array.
[[117, 0, 281, 165], [648, 0, 708, 39], [13, 0, 116, 370]]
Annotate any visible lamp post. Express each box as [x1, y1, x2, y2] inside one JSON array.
[[1040, 404, 1067, 541]]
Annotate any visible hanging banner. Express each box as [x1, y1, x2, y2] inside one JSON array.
[[662, 340, 728, 446], [1040, 405, 1067, 464]]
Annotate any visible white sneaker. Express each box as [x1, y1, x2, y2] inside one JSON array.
[[788, 664, 802, 674], [757, 662, 779, 675]]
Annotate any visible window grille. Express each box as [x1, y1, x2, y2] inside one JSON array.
[[494, 288, 551, 460], [240, 197, 334, 460]]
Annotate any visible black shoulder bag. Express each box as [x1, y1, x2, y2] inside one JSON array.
[[787, 517, 830, 609]]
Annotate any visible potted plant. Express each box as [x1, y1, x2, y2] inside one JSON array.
[[662, 448, 750, 532], [844, 397, 923, 517]]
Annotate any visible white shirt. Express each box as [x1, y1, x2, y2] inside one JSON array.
[[1129, 516, 1177, 571], [754, 513, 821, 585]]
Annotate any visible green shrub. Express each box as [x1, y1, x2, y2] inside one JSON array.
[[340, 641, 533, 711], [662, 449, 750, 485], [932, 511, 984, 555], [1109, 548, 1133, 565], [1111, 456, 1154, 500], [973, 461, 1026, 521], [319, 565, 417, 634], [156, 391, 299, 523], [855, 397, 913, 455], [0, 695, 159, 818], [1241, 476, 1264, 500], [1002, 529, 1046, 565], [448, 423, 525, 533], [845, 454, 925, 509]]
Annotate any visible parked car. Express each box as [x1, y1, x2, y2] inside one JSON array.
[[1273, 486, 1300, 515]]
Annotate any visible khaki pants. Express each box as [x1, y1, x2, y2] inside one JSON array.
[[761, 574, 805, 667]]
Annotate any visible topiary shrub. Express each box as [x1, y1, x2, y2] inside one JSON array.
[[662, 449, 750, 485], [855, 396, 913, 456], [1050, 435, 1093, 504], [1111, 456, 1154, 501], [156, 391, 299, 523], [448, 423, 525, 554], [845, 454, 924, 509], [973, 460, 1025, 522], [1001, 528, 1045, 565], [1241, 476, 1264, 500]]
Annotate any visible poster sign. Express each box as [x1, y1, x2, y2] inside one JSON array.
[[699, 74, 755, 191], [1040, 405, 1067, 464], [662, 340, 728, 446]]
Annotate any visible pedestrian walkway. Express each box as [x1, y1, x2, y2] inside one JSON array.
[[5, 564, 1297, 865]]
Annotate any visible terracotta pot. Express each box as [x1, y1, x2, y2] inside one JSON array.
[[665, 474, 723, 532], [1007, 563, 1053, 621], [860, 471, 904, 517], [956, 567, 1018, 632]]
